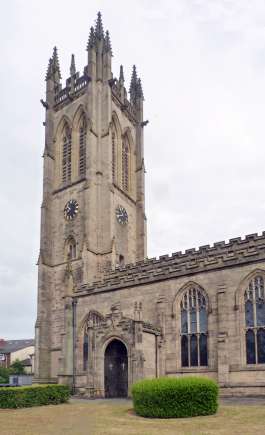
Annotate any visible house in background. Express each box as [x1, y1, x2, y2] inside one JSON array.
[[0, 339, 34, 374]]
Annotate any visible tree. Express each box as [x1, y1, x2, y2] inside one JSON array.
[[10, 359, 26, 375]]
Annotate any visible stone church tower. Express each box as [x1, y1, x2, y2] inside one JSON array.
[[35, 12, 147, 383], [36, 12, 265, 398]]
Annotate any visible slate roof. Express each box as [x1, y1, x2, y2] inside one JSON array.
[[0, 339, 34, 354]]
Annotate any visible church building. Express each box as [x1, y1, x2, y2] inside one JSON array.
[[35, 12, 265, 397]]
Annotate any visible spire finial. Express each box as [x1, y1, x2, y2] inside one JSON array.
[[87, 26, 96, 50], [70, 54, 76, 76], [129, 65, 138, 97], [95, 11, 104, 39], [45, 58, 53, 81], [52, 46, 61, 79], [103, 30, 112, 54], [137, 78, 144, 99], [119, 65, 124, 84]]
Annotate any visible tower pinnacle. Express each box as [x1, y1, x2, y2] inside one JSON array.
[[119, 65, 125, 85], [137, 78, 144, 99], [45, 47, 61, 82], [129, 65, 137, 93], [103, 30, 112, 54], [95, 11, 104, 39], [52, 46, 61, 79], [129, 65, 138, 102], [45, 58, 53, 81], [87, 26, 96, 50], [70, 54, 76, 76]]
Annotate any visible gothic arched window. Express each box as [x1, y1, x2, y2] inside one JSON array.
[[122, 136, 130, 191], [62, 124, 72, 184], [66, 237, 76, 260], [83, 310, 104, 371], [83, 330, 89, 371], [245, 275, 265, 364], [180, 286, 208, 367], [112, 129, 116, 183], [79, 117, 86, 177]]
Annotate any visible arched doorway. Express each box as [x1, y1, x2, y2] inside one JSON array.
[[104, 339, 128, 398]]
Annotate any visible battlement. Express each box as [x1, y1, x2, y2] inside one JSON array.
[[110, 78, 138, 121], [77, 231, 265, 295], [54, 71, 91, 109], [52, 70, 137, 123]]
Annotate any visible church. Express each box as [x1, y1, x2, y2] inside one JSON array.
[[35, 12, 265, 398]]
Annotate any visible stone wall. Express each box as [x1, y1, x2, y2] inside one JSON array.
[[70, 255, 265, 395]]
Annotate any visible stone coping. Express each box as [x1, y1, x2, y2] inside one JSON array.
[[76, 231, 265, 296]]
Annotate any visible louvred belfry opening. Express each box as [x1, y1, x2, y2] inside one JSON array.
[[62, 124, 72, 184], [79, 117, 87, 177]]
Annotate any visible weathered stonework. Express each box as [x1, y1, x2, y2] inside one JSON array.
[[35, 12, 265, 397]]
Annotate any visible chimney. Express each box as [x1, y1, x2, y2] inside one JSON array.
[[0, 339, 5, 349]]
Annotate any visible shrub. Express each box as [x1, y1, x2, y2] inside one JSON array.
[[0, 384, 70, 409], [0, 368, 10, 383], [132, 376, 218, 418]]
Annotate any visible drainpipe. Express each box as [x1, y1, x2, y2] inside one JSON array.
[[72, 298, 77, 395], [155, 334, 158, 378]]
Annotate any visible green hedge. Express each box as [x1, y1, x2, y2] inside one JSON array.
[[132, 376, 218, 418], [0, 368, 10, 383], [0, 384, 70, 409]]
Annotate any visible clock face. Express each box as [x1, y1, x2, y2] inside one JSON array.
[[116, 205, 128, 225], [64, 199, 79, 221]]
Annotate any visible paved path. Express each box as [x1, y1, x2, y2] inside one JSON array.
[[221, 396, 265, 405], [71, 397, 132, 404]]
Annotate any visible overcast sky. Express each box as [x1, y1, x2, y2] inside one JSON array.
[[1, 0, 265, 339]]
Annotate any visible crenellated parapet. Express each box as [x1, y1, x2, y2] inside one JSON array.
[[77, 231, 265, 294], [110, 78, 138, 123], [54, 71, 90, 109]]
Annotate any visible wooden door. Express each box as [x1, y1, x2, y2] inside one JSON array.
[[104, 340, 128, 398]]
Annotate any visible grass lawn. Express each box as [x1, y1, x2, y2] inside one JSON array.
[[0, 399, 265, 435]]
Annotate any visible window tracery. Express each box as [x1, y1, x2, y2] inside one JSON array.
[[62, 124, 72, 184], [245, 275, 265, 364], [180, 286, 208, 367], [87, 310, 104, 327], [83, 311, 104, 371]]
